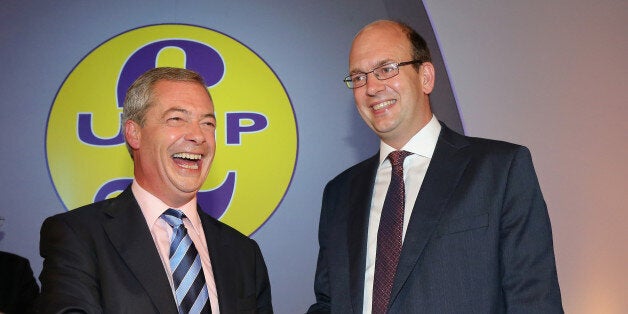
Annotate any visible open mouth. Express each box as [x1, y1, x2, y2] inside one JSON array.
[[372, 99, 396, 111], [172, 152, 202, 170]]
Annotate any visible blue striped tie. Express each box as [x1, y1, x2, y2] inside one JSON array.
[[162, 209, 211, 314]]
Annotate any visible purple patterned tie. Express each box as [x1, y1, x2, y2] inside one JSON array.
[[372, 150, 412, 314]]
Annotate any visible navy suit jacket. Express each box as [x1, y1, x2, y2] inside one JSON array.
[[37, 187, 272, 314], [308, 124, 562, 313]]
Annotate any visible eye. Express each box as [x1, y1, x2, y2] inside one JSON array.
[[165, 115, 186, 126], [200, 119, 216, 128], [351, 74, 366, 83], [380, 64, 397, 73]]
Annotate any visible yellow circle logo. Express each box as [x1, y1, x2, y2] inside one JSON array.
[[46, 24, 297, 235]]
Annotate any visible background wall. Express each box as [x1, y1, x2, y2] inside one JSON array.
[[424, 1, 627, 312], [1, 1, 626, 313]]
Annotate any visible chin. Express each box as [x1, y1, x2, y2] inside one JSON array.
[[172, 180, 203, 193]]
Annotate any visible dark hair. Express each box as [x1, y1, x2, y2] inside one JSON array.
[[396, 21, 432, 69]]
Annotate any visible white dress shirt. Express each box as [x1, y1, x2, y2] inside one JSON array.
[[362, 115, 441, 313]]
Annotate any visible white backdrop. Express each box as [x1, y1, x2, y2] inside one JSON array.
[[424, 1, 628, 312]]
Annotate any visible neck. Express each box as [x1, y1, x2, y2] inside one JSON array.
[[381, 114, 433, 150], [134, 178, 197, 209]]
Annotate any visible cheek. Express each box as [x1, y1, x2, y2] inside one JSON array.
[[354, 97, 370, 114], [203, 127, 216, 137], [353, 89, 364, 103], [163, 130, 184, 143], [203, 130, 216, 143], [388, 79, 404, 94]]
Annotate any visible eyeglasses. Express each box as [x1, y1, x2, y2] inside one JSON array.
[[343, 60, 422, 89]]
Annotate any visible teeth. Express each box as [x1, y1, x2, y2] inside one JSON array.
[[179, 163, 199, 170], [372, 100, 395, 110], [172, 153, 202, 160]]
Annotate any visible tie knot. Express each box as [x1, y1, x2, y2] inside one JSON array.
[[388, 150, 412, 167], [161, 208, 186, 228]]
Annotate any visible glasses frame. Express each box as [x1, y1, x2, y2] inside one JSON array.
[[343, 60, 423, 89]]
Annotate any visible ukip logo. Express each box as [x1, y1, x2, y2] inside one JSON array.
[[46, 24, 297, 235]]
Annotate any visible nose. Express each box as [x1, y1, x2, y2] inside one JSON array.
[[185, 121, 206, 144], [364, 72, 384, 96]]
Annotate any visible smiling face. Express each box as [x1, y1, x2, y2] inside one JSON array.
[[349, 21, 435, 149], [125, 79, 216, 207]]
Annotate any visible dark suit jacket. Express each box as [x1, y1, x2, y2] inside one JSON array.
[[308, 124, 563, 313], [0, 251, 40, 313], [37, 187, 272, 314]]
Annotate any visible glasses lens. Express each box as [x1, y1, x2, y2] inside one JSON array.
[[345, 74, 366, 89], [344, 77, 353, 88], [374, 64, 399, 80], [342, 76, 353, 88]]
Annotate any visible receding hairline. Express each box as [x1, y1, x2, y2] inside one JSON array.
[[354, 20, 405, 40], [349, 19, 432, 71], [349, 20, 414, 73]]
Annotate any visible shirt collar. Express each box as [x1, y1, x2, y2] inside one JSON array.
[[379, 114, 442, 164], [132, 180, 203, 234]]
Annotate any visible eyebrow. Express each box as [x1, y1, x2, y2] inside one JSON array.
[[202, 113, 216, 120], [349, 59, 395, 75], [162, 108, 216, 120]]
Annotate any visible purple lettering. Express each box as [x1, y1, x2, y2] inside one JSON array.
[[78, 39, 225, 146], [226, 112, 268, 145]]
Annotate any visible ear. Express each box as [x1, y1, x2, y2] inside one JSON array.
[[420, 62, 436, 94], [125, 120, 141, 150]]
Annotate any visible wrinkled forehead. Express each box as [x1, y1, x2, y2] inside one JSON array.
[[149, 80, 214, 112]]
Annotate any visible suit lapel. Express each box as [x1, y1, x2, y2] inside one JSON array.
[[199, 210, 232, 313], [348, 154, 379, 314], [102, 187, 177, 313], [389, 125, 471, 306]]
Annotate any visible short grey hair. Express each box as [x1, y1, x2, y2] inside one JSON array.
[[122, 67, 210, 157]]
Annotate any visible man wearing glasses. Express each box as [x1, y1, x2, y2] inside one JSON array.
[[307, 20, 563, 313]]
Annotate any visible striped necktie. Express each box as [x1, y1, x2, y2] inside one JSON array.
[[162, 209, 211, 314]]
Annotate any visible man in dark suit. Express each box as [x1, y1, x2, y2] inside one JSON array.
[[0, 250, 39, 313], [308, 20, 562, 313], [38, 67, 273, 313]]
